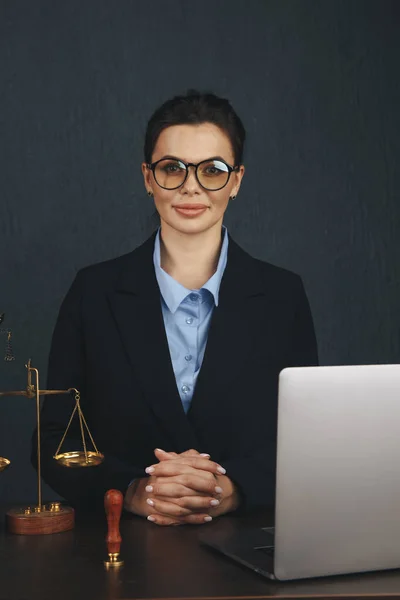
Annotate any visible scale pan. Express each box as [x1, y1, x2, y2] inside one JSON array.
[[0, 457, 11, 472], [54, 451, 104, 467]]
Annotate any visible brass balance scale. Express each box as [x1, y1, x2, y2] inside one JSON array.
[[0, 313, 104, 534]]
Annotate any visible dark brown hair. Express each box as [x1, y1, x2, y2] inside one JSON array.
[[144, 89, 246, 166]]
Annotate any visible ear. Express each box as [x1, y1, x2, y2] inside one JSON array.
[[232, 164, 245, 196], [141, 162, 153, 192]]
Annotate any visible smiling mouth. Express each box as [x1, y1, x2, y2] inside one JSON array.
[[173, 204, 208, 210], [173, 205, 208, 218]]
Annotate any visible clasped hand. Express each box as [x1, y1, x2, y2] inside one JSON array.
[[125, 448, 239, 526]]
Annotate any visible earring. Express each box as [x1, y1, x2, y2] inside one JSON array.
[[147, 191, 153, 197], [229, 195, 236, 200]]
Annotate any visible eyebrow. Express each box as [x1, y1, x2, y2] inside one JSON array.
[[157, 155, 231, 164]]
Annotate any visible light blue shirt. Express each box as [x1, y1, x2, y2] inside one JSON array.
[[153, 226, 229, 413]]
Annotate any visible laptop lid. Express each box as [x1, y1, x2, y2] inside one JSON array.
[[274, 364, 400, 581]]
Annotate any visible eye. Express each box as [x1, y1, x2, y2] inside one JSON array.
[[200, 160, 228, 177], [204, 166, 220, 175], [161, 161, 185, 174]]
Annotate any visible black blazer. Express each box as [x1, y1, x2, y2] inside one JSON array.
[[33, 231, 318, 512]]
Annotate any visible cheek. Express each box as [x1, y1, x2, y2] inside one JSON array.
[[153, 192, 172, 212], [210, 191, 230, 210]]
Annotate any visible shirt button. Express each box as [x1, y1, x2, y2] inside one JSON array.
[[189, 293, 198, 302], [185, 354, 192, 361], [181, 385, 190, 394], [186, 317, 193, 325]]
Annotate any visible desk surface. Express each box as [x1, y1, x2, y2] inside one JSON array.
[[2, 505, 400, 600]]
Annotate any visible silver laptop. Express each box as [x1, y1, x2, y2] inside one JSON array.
[[201, 365, 400, 581]]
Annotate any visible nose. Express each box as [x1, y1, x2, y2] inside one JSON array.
[[181, 165, 201, 194]]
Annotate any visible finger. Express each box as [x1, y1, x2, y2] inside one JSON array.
[[165, 495, 221, 512], [154, 448, 210, 461], [146, 457, 224, 477], [147, 513, 213, 526], [147, 514, 182, 526], [147, 468, 220, 495], [181, 449, 211, 459], [181, 513, 213, 525], [154, 448, 179, 461], [146, 479, 209, 498], [146, 497, 195, 518], [172, 472, 222, 496]]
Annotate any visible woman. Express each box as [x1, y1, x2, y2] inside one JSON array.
[[34, 90, 318, 526]]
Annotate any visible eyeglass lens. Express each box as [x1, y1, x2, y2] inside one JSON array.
[[154, 159, 230, 190]]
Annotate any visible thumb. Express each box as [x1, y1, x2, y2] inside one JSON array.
[[154, 448, 178, 461]]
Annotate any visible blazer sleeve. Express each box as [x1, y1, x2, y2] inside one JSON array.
[[222, 275, 319, 513], [31, 272, 143, 511]]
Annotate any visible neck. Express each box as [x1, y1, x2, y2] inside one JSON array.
[[159, 220, 224, 290]]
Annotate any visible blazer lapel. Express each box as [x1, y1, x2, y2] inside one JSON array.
[[187, 237, 267, 447], [108, 233, 200, 452]]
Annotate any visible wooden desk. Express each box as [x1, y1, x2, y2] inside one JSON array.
[[2, 505, 400, 599]]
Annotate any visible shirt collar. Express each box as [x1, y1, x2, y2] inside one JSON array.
[[153, 226, 229, 314]]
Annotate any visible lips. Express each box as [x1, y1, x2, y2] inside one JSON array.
[[173, 204, 208, 209], [173, 204, 208, 218]]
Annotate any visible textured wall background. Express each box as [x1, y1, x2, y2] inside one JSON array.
[[0, 0, 399, 503]]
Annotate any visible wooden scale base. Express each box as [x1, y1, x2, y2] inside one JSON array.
[[6, 502, 74, 535]]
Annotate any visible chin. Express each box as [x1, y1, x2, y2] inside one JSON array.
[[162, 216, 219, 236]]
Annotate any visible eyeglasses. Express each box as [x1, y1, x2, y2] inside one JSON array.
[[146, 157, 239, 191]]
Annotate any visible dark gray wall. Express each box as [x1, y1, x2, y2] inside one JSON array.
[[1, 0, 399, 503]]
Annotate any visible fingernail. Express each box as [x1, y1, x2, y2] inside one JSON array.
[[204, 516, 213, 522], [217, 466, 226, 474], [147, 515, 156, 522], [210, 499, 220, 506], [145, 485, 153, 493], [146, 498, 155, 506], [145, 466, 155, 474], [155, 448, 166, 452], [215, 486, 223, 494], [200, 453, 210, 457]]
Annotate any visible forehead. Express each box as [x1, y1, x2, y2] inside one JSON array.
[[152, 123, 234, 163]]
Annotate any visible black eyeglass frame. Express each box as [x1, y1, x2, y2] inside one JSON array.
[[145, 157, 240, 191]]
